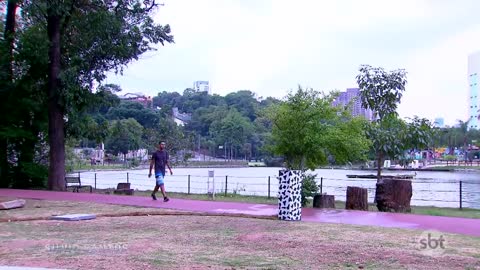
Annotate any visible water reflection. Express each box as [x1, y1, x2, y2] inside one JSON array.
[[462, 181, 480, 209]]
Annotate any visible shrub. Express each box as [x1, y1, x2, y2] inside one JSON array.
[[301, 173, 319, 207]]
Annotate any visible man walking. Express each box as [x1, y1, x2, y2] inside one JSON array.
[[148, 141, 173, 202]]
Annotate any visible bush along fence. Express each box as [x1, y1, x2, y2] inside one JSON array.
[[68, 171, 480, 210]]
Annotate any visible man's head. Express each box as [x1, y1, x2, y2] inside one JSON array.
[[158, 141, 166, 150]]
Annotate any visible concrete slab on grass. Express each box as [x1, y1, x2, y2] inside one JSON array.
[[50, 214, 96, 221], [0, 199, 26, 210]]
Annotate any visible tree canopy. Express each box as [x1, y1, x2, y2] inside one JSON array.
[[0, 0, 174, 190], [267, 86, 370, 171], [357, 65, 433, 179]]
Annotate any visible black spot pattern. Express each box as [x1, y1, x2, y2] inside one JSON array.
[[277, 170, 303, 221]]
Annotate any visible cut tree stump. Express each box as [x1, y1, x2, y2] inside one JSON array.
[[345, 186, 368, 211], [376, 179, 412, 213], [0, 199, 26, 210], [313, 194, 335, 208], [113, 183, 134, 195]]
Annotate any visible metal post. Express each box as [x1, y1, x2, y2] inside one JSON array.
[[460, 181, 463, 210], [188, 175, 191, 195], [268, 176, 271, 199], [127, 172, 129, 183], [94, 173, 97, 190], [77, 172, 80, 178], [225, 175, 228, 196], [320, 177, 323, 194]]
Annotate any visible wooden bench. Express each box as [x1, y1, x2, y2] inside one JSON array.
[[113, 182, 134, 195], [65, 176, 92, 193]]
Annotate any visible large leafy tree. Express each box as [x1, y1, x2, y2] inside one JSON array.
[[0, 0, 53, 188], [364, 115, 407, 170], [18, 0, 173, 190], [357, 65, 433, 180], [188, 105, 229, 137], [356, 65, 407, 120], [152, 91, 182, 110], [357, 65, 407, 180], [143, 117, 189, 157], [405, 116, 434, 152], [106, 101, 161, 128], [105, 118, 143, 163], [225, 90, 259, 121], [210, 108, 254, 160], [267, 86, 370, 170]]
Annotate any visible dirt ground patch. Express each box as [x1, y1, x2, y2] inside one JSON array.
[[0, 199, 479, 269], [0, 197, 182, 221]]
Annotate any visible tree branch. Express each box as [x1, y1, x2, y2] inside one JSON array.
[[145, 0, 158, 12]]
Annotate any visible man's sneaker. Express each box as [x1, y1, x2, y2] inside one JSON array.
[[151, 193, 157, 200], [163, 197, 170, 202]]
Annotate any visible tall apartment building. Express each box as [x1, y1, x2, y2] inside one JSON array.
[[332, 88, 374, 121], [193, 81, 210, 94], [468, 52, 480, 129]]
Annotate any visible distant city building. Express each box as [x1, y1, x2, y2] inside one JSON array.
[[118, 92, 152, 108], [434, 118, 445, 128], [193, 81, 210, 94], [172, 107, 192, 126], [332, 88, 375, 121], [468, 51, 480, 129]]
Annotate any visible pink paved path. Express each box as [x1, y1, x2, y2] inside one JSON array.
[[1, 189, 479, 237]]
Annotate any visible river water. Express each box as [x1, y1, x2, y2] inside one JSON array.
[[75, 167, 480, 209]]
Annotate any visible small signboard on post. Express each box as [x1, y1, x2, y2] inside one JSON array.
[[207, 170, 215, 199]]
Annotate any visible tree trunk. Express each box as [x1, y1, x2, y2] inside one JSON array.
[[376, 152, 383, 183], [313, 194, 335, 209], [346, 186, 368, 211], [375, 179, 412, 212], [46, 12, 66, 191], [5, 0, 18, 81], [0, 0, 18, 188], [0, 140, 9, 188]]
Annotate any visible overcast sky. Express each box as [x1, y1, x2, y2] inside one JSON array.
[[106, 0, 480, 126]]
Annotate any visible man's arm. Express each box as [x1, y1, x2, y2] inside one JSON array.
[[166, 162, 173, 175]]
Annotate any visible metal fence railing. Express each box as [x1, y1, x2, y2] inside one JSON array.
[[68, 171, 480, 210]]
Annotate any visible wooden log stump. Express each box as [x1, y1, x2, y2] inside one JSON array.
[[375, 179, 412, 213], [346, 186, 368, 211], [113, 183, 134, 195], [313, 194, 335, 209]]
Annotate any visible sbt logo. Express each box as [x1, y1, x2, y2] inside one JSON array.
[[414, 230, 447, 257]]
